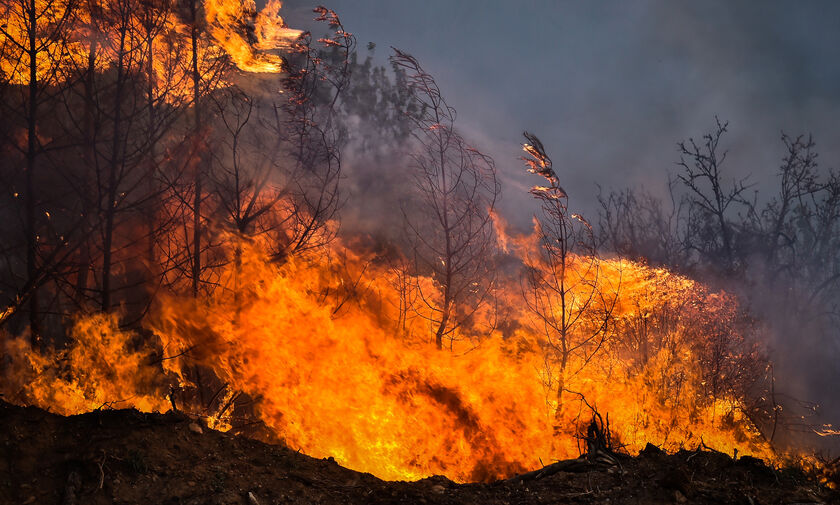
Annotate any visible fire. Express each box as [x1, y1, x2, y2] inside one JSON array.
[[0, 2, 793, 483], [2, 312, 169, 414], [1, 226, 778, 482], [205, 0, 301, 73], [0, 0, 300, 89], [0, 0, 80, 85]]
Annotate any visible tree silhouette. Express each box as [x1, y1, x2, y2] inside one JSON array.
[[391, 49, 500, 350]]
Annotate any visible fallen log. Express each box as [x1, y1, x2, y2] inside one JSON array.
[[500, 457, 594, 484]]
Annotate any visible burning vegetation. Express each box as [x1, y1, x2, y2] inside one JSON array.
[[0, 0, 837, 495]]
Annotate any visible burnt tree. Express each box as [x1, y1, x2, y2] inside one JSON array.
[[266, 7, 353, 260], [520, 132, 617, 418], [391, 49, 500, 350], [0, 0, 77, 344]]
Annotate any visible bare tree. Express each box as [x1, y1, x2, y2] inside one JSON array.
[[206, 88, 281, 310], [144, 0, 228, 297], [49, 0, 190, 319], [96, 0, 152, 311], [264, 6, 353, 260], [520, 132, 618, 418], [597, 179, 688, 268], [210, 90, 275, 237], [136, 0, 192, 308], [186, 0, 206, 298], [596, 122, 840, 445], [676, 117, 752, 274], [0, 0, 77, 345], [390, 48, 500, 350], [758, 134, 821, 273]]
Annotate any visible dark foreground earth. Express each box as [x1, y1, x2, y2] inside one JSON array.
[[0, 401, 836, 505]]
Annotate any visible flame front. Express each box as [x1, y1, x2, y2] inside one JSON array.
[[1, 226, 777, 482], [0, 1, 786, 482]]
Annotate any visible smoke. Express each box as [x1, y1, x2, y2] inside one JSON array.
[[1, 0, 837, 470], [279, 0, 840, 224], [278, 0, 840, 452]]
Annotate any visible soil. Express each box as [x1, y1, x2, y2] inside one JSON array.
[[1, 401, 836, 504]]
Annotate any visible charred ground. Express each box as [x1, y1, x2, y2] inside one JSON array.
[[1, 401, 835, 505]]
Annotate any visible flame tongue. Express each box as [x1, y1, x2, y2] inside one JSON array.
[[205, 0, 301, 73], [254, 0, 302, 51]]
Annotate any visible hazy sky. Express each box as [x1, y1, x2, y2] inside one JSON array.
[[282, 1, 840, 227]]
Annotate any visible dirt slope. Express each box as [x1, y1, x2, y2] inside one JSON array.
[[0, 401, 835, 504]]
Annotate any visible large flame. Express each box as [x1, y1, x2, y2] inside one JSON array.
[[205, 0, 300, 73], [0, 0, 798, 485], [0, 221, 779, 482], [0, 0, 301, 88]]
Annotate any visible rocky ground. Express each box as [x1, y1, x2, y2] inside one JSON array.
[[0, 401, 836, 504]]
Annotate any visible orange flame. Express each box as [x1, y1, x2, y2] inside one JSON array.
[[205, 0, 301, 73], [0, 0, 301, 89], [0, 0, 797, 485], [2, 312, 169, 414], [1, 224, 782, 482]]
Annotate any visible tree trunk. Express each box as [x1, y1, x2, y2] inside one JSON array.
[[145, 31, 158, 279], [434, 113, 451, 351], [190, 0, 202, 298], [25, 0, 40, 346], [434, 301, 450, 350], [102, 27, 127, 312], [74, 40, 98, 307]]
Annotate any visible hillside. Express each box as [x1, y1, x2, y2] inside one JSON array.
[[1, 401, 835, 505]]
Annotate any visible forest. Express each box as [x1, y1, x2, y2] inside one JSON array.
[[0, 0, 838, 490]]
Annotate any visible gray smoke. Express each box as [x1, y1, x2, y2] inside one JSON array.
[[279, 0, 840, 453]]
